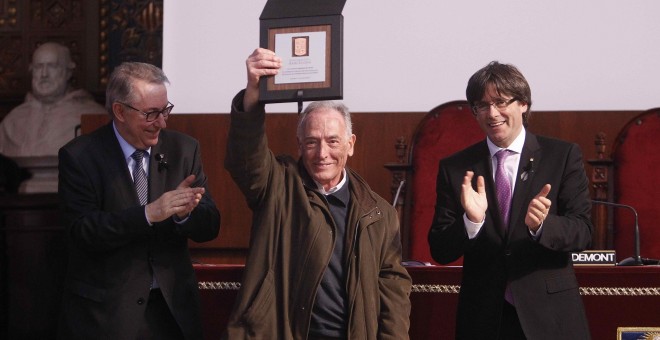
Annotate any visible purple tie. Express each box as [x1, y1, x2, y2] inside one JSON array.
[[496, 149, 516, 305], [495, 149, 513, 228]]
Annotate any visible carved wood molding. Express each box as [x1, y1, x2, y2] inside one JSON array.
[[0, 1, 21, 95], [197, 281, 660, 297], [103, 0, 163, 87], [0, 37, 22, 93], [0, 0, 18, 30], [99, 0, 109, 86], [30, 0, 86, 29]]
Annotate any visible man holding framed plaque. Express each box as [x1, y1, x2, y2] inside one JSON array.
[[222, 48, 412, 340]]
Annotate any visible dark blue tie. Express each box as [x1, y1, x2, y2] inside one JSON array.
[[131, 150, 159, 288], [131, 150, 148, 206]]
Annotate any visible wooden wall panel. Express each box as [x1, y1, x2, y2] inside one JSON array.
[[528, 110, 640, 182]]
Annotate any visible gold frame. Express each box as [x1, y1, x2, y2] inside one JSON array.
[[617, 327, 660, 340]]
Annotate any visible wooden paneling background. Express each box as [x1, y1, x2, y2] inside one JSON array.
[[82, 109, 641, 264]]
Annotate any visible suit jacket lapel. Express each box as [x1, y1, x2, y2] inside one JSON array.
[[472, 141, 507, 239], [149, 137, 166, 203], [99, 123, 142, 207]]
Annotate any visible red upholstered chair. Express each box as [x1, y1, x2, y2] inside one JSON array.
[[610, 108, 660, 263], [395, 101, 484, 265]]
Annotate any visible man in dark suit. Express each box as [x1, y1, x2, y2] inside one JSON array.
[[428, 61, 592, 339], [57, 62, 220, 340]]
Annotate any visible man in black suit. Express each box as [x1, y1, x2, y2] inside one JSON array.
[[428, 61, 592, 339], [57, 62, 220, 339]]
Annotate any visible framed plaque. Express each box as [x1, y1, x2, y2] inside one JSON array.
[[617, 327, 660, 340], [259, 15, 343, 104]]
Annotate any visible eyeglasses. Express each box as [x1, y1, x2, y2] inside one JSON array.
[[471, 98, 517, 115], [117, 101, 174, 122]]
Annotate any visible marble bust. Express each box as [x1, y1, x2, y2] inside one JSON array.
[[0, 42, 105, 157]]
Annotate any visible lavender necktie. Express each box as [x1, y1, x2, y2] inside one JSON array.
[[495, 149, 513, 228]]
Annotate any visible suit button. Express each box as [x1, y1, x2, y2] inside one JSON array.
[[137, 298, 145, 305]]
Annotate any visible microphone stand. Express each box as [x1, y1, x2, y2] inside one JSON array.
[[591, 200, 643, 266]]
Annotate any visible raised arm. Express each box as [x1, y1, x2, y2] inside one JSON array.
[[243, 48, 281, 112]]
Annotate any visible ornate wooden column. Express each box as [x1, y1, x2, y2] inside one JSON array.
[[102, 0, 164, 85], [588, 132, 614, 250], [384, 136, 412, 258]]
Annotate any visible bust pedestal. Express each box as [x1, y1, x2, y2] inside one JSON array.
[[13, 156, 58, 194]]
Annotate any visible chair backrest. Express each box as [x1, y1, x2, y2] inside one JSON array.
[[407, 101, 484, 265], [611, 108, 660, 261]]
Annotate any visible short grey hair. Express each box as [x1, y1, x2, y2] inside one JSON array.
[[105, 62, 169, 116], [297, 101, 353, 140]]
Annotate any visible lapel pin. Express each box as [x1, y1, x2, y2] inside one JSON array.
[[520, 158, 534, 181]]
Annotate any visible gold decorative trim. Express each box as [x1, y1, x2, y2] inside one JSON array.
[[412, 284, 461, 294], [198, 281, 660, 296], [580, 286, 660, 296], [198, 281, 242, 290], [411, 284, 660, 296]]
